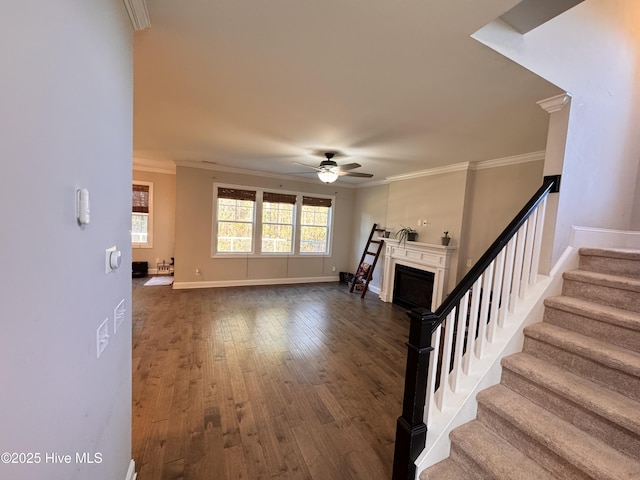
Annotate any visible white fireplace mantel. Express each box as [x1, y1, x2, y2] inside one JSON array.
[[379, 239, 456, 310]]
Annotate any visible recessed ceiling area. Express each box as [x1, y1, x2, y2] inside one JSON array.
[[133, 0, 566, 183], [500, 0, 585, 34]]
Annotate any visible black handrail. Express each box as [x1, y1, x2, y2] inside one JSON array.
[[391, 175, 559, 480]]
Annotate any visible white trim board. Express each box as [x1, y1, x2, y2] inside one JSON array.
[[173, 275, 340, 290], [570, 226, 640, 249], [125, 459, 137, 480]]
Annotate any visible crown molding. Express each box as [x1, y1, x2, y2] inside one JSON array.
[[164, 150, 545, 189], [470, 150, 545, 171], [385, 162, 471, 183], [356, 178, 391, 188], [378, 151, 545, 186], [133, 157, 176, 175], [537, 93, 571, 113], [123, 0, 150, 31]]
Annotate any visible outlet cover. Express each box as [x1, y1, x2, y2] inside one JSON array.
[[97, 317, 110, 358], [114, 299, 126, 334]]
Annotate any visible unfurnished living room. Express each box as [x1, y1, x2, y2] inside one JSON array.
[[3, 1, 640, 480]]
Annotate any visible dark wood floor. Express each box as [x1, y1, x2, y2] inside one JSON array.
[[132, 280, 410, 480]]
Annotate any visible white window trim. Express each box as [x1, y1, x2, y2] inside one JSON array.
[[212, 182, 334, 258], [132, 180, 153, 249]]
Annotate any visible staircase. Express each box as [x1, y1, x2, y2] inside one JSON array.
[[421, 248, 640, 479]]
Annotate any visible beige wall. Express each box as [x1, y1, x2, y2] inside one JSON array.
[[169, 160, 544, 292], [386, 170, 468, 245], [461, 161, 544, 278], [386, 169, 469, 293], [351, 184, 390, 291], [132, 170, 176, 270], [349, 160, 545, 299], [174, 166, 355, 285]]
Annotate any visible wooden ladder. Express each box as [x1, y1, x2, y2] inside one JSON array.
[[350, 223, 386, 298]]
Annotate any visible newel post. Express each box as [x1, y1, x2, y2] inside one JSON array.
[[392, 307, 440, 480]]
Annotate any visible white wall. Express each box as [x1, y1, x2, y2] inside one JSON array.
[[0, 2, 133, 479], [474, 0, 640, 263]]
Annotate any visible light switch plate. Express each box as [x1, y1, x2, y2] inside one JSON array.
[[97, 317, 109, 358], [114, 299, 126, 334]]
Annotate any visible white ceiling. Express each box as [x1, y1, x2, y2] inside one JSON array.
[[133, 0, 563, 184]]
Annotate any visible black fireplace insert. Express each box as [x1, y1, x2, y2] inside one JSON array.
[[392, 264, 435, 310]]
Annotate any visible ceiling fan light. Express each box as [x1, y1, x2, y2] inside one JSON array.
[[317, 170, 339, 183]]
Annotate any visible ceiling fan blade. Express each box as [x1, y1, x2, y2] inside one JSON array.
[[336, 162, 362, 172], [339, 171, 374, 178], [292, 161, 322, 172]]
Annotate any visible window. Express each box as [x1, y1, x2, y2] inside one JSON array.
[[213, 184, 333, 257], [132, 182, 153, 247], [216, 188, 256, 253], [261, 192, 296, 253], [300, 196, 332, 254]]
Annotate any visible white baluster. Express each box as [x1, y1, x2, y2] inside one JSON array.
[[475, 261, 494, 358], [488, 249, 505, 343], [463, 276, 482, 375], [499, 235, 517, 327], [529, 198, 547, 285], [451, 295, 469, 393], [509, 223, 527, 312], [424, 324, 442, 428], [520, 211, 537, 298], [436, 308, 457, 410]]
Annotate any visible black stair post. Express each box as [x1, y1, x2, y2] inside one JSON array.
[[392, 307, 440, 480]]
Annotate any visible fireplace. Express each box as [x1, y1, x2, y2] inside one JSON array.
[[379, 239, 455, 311], [393, 264, 435, 310]]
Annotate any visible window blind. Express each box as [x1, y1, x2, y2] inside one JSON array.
[[302, 196, 332, 208], [218, 187, 257, 201], [263, 192, 297, 204], [132, 184, 149, 213]]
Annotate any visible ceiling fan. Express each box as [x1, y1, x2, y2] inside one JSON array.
[[293, 152, 373, 183]]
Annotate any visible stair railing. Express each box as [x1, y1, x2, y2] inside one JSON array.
[[392, 175, 560, 480]]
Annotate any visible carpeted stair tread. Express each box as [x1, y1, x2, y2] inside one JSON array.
[[578, 247, 640, 279], [524, 322, 640, 377], [502, 353, 640, 438], [543, 295, 640, 353], [416, 246, 640, 480], [477, 385, 640, 480], [420, 458, 470, 480], [449, 421, 556, 480], [544, 295, 640, 332], [578, 247, 640, 261], [563, 269, 640, 293]]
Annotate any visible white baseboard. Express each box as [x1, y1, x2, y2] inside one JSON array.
[[367, 283, 381, 295], [125, 459, 137, 480], [172, 275, 339, 290]]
